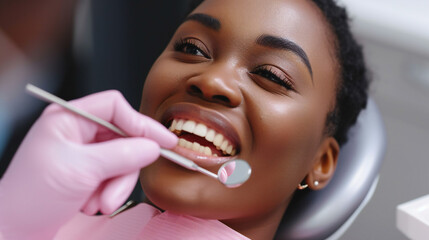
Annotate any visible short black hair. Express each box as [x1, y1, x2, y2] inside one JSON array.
[[186, 0, 370, 146], [311, 0, 369, 146]]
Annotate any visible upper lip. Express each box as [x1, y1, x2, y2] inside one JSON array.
[[160, 102, 241, 154]]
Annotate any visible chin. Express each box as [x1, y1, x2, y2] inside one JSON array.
[[140, 157, 222, 217]]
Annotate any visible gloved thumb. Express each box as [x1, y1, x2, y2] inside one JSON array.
[[80, 171, 140, 215], [100, 171, 140, 214]]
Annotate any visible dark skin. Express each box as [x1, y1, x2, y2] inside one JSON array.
[[139, 0, 340, 239]]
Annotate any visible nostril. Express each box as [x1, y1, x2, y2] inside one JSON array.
[[213, 95, 230, 104], [189, 85, 203, 95], [187, 84, 233, 105]]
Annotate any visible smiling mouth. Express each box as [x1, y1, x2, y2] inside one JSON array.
[[168, 119, 238, 157]]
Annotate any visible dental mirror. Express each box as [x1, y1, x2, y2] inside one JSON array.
[[160, 149, 251, 188], [218, 160, 251, 187], [26, 84, 252, 187]]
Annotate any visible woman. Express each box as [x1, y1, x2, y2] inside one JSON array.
[[0, 0, 368, 239], [140, 0, 368, 238]]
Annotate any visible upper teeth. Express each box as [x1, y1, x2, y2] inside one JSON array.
[[169, 119, 236, 156]]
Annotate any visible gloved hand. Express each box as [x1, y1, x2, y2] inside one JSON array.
[[0, 90, 177, 240]]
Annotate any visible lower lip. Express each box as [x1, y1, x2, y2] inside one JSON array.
[[172, 145, 234, 167]]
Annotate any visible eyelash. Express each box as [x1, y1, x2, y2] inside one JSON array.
[[173, 39, 294, 92], [251, 66, 295, 91], [173, 38, 211, 59]]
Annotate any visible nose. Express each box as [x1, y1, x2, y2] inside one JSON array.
[[185, 64, 242, 107]]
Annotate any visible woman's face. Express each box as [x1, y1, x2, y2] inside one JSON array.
[[140, 0, 337, 227]]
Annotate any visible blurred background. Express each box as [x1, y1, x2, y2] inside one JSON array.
[[0, 0, 428, 239], [339, 0, 429, 239]]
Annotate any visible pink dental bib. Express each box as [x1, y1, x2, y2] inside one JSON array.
[[55, 203, 249, 240]]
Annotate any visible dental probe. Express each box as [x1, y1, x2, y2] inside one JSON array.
[[25, 84, 219, 180]]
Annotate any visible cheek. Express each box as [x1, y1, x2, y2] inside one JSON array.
[[246, 97, 325, 191], [140, 56, 178, 116], [253, 98, 322, 152]]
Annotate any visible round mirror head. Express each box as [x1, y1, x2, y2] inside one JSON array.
[[218, 160, 252, 188]]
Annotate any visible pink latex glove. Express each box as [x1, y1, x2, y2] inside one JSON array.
[[0, 90, 177, 240]]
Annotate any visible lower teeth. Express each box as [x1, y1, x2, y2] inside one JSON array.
[[178, 138, 213, 156], [178, 138, 232, 156]]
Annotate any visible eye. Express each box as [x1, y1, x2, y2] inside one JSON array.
[[174, 38, 211, 59], [251, 66, 295, 91]]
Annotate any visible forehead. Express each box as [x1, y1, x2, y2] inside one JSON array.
[[195, 0, 327, 43]]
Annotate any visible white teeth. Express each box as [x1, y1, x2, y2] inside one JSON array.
[[213, 133, 224, 147], [205, 129, 215, 142], [226, 145, 233, 155], [169, 119, 177, 131], [176, 138, 214, 156], [220, 140, 228, 151], [176, 120, 184, 131], [178, 138, 187, 147], [169, 118, 238, 156], [204, 147, 212, 155], [182, 120, 196, 133], [194, 123, 207, 137], [192, 142, 200, 151], [198, 146, 205, 153]]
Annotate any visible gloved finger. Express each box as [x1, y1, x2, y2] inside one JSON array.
[[69, 90, 177, 148], [99, 171, 140, 215], [85, 138, 160, 180], [81, 186, 103, 215]]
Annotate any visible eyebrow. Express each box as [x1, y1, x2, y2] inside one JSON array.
[[256, 34, 313, 79], [183, 14, 313, 80], [184, 13, 221, 31]]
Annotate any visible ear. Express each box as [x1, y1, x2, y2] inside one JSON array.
[[307, 137, 339, 190]]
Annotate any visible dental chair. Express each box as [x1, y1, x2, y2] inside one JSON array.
[[275, 98, 386, 240]]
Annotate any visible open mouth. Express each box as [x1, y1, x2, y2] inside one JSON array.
[[168, 118, 238, 157]]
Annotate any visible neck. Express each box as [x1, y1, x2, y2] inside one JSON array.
[[220, 203, 289, 240]]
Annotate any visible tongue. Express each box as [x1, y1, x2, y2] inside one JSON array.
[[179, 133, 224, 156]]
